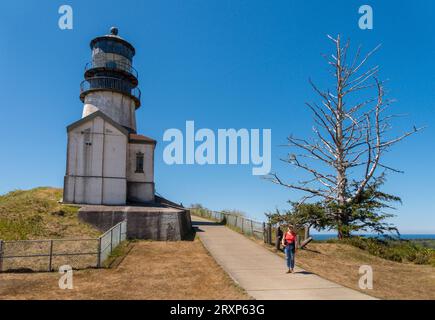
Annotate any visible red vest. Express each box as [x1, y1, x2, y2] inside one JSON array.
[[285, 231, 296, 244]]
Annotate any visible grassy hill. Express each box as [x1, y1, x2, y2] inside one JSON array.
[[251, 232, 435, 299], [0, 239, 250, 300], [296, 242, 435, 300], [190, 209, 435, 299], [0, 187, 100, 240]]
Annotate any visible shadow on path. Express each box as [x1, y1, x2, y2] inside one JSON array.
[[192, 221, 221, 226]]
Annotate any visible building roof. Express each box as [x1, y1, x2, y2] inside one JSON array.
[[66, 110, 130, 136], [129, 133, 157, 145], [90, 27, 136, 56], [67, 111, 156, 145]]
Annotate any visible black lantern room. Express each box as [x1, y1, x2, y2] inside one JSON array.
[[80, 27, 141, 108]]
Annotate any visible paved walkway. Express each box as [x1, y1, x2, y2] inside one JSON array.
[[192, 216, 376, 300]]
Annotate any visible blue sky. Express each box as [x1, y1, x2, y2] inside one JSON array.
[[0, 1, 434, 233]]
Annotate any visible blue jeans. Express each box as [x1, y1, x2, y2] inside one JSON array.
[[285, 243, 295, 269]]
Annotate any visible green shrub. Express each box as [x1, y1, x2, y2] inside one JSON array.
[[339, 236, 435, 266], [382, 250, 404, 263], [412, 249, 432, 265]]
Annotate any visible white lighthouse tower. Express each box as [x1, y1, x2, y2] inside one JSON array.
[[63, 27, 156, 205]]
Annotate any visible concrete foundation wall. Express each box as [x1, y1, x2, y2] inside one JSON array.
[[78, 208, 127, 233], [127, 210, 191, 240], [78, 206, 193, 240]]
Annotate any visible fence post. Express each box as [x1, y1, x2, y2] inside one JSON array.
[[110, 228, 113, 253], [250, 220, 254, 236], [48, 240, 53, 272], [241, 217, 244, 233], [97, 237, 102, 268], [263, 222, 266, 243], [0, 240, 3, 272], [267, 223, 272, 245], [119, 223, 122, 243]]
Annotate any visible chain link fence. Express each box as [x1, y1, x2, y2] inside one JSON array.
[[189, 208, 267, 242], [190, 208, 309, 247], [98, 220, 127, 265], [0, 220, 127, 273]]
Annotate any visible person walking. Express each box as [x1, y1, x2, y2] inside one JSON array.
[[281, 225, 297, 273]]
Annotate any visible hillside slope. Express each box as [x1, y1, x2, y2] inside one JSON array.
[[0, 240, 250, 300], [0, 187, 99, 240], [293, 242, 435, 299]]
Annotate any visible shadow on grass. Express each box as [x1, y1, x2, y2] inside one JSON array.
[[295, 270, 314, 275], [183, 229, 198, 241], [302, 248, 321, 254]]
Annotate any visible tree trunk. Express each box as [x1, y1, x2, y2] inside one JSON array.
[[335, 35, 349, 240]]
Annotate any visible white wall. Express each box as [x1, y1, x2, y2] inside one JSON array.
[[127, 143, 154, 183], [126, 143, 155, 202], [83, 91, 137, 132], [64, 115, 128, 205]]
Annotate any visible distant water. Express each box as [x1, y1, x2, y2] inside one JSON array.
[[311, 234, 435, 241]]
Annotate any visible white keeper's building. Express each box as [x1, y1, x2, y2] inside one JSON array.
[[63, 27, 156, 205]]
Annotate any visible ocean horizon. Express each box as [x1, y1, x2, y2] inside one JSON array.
[[311, 234, 435, 241]]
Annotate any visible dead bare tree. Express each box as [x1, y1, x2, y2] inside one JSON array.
[[269, 35, 422, 238]]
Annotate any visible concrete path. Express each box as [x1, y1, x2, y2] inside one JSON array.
[[192, 216, 376, 300]]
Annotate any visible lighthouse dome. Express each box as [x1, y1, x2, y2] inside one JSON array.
[[90, 27, 136, 60]]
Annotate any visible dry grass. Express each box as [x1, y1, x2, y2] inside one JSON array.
[[0, 187, 99, 240], [0, 239, 251, 300], [191, 211, 435, 300], [264, 241, 435, 300]]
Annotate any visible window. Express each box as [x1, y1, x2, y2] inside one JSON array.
[[135, 152, 144, 173], [83, 128, 92, 146]]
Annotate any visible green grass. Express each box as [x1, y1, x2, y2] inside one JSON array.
[[410, 239, 435, 249], [0, 187, 100, 240], [103, 241, 131, 268], [191, 205, 435, 267], [326, 236, 435, 266]]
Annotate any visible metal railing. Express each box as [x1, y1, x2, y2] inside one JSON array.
[[85, 59, 139, 79], [80, 77, 141, 107], [0, 220, 127, 273], [92, 41, 134, 60], [189, 208, 308, 247], [190, 208, 267, 241], [98, 220, 127, 266]]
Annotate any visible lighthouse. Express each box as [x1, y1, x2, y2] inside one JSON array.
[[63, 27, 156, 205]]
